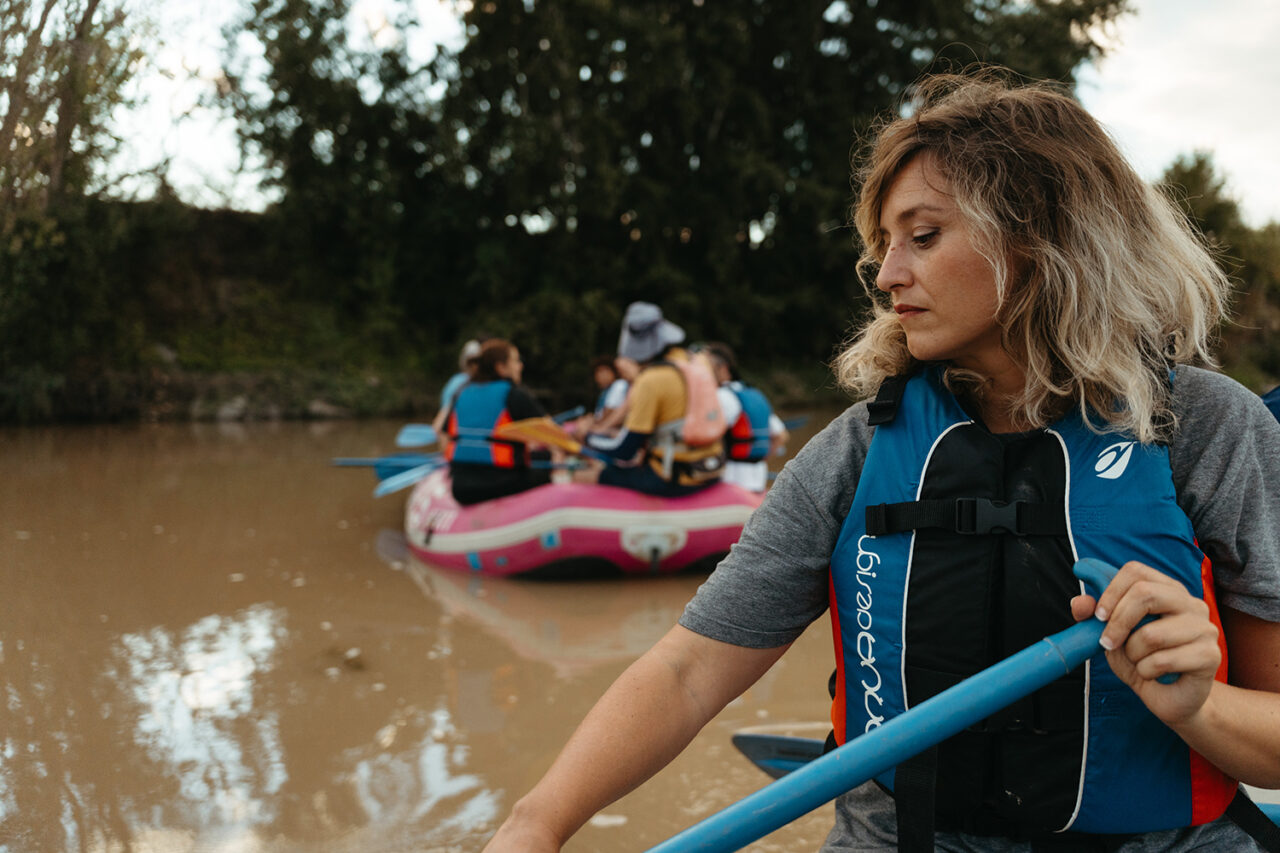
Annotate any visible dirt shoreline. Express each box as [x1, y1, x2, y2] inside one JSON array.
[[9, 362, 847, 425]]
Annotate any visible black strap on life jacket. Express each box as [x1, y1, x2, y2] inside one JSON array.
[[894, 747, 938, 853], [867, 374, 911, 425], [1224, 788, 1280, 852], [866, 497, 1068, 537]]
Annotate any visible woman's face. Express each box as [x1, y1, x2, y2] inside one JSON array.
[[496, 347, 524, 384], [875, 154, 1014, 379]]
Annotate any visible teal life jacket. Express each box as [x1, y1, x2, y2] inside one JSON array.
[[446, 380, 519, 468], [828, 367, 1234, 836]]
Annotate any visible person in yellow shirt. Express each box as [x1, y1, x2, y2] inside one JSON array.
[[582, 302, 725, 496]]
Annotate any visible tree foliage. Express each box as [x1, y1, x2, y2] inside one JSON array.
[[436, 0, 1131, 375], [0, 0, 148, 420], [1160, 153, 1280, 387], [219, 0, 467, 369], [219, 0, 1129, 396], [13, 0, 1280, 423], [0, 0, 141, 223]]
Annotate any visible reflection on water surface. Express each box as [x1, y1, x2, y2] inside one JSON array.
[[116, 605, 288, 833], [0, 417, 841, 852]]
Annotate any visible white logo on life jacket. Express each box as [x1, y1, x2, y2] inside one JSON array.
[[854, 535, 886, 732], [1095, 441, 1136, 480]]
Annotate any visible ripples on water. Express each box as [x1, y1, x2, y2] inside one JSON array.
[[0, 418, 839, 852]]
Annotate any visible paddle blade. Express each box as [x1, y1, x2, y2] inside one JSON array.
[[493, 417, 584, 454], [395, 424, 438, 447], [731, 733, 825, 780], [373, 459, 445, 497]]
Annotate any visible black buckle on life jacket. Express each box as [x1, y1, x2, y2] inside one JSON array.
[[955, 497, 1023, 535]]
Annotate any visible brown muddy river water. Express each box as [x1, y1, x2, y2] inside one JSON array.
[[1, 415, 841, 852], [7, 416, 1276, 852]]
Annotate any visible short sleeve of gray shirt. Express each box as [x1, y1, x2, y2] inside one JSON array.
[[678, 366, 1280, 852]]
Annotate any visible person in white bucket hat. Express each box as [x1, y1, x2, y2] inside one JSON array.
[[576, 302, 725, 496], [615, 301, 686, 363]]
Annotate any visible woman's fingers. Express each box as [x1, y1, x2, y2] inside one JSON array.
[[1094, 561, 1199, 649], [1116, 611, 1220, 680]]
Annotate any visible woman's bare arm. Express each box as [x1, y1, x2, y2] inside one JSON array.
[[1171, 606, 1280, 786], [482, 625, 791, 851]]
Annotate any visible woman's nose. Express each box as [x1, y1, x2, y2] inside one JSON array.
[[876, 244, 910, 292]]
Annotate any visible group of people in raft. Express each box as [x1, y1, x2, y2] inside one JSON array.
[[429, 303, 790, 506], [472, 70, 1280, 852]]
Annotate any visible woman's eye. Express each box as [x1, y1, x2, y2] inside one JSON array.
[[912, 230, 938, 247]]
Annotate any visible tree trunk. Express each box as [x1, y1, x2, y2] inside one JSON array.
[[0, 0, 60, 221], [47, 0, 102, 202]]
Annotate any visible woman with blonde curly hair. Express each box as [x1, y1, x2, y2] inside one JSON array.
[[483, 70, 1280, 853], [835, 72, 1230, 443]]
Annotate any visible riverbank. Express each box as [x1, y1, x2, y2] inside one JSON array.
[[11, 359, 848, 424]]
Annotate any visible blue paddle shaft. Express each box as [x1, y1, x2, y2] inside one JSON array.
[[553, 405, 587, 424], [645, 559, 1129, 853], [645, 622, 1102, 853]]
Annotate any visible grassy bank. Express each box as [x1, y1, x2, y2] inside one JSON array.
[[5, 358, 849, 425]]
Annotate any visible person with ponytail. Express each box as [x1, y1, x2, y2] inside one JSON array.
[[442, 338, 553, 505]]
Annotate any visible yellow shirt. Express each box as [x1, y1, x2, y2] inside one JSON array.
[[623, 361, 686, 434], [624, 349, 724, 485]]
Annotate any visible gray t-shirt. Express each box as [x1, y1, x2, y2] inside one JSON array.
[[680, 366, 1280, 851]]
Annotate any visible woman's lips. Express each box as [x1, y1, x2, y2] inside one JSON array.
[[894, 304, 925, 317]]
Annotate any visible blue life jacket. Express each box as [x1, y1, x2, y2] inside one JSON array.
[[828, 368, 1234, 835], [446, 380, 518, 467], [1262, 385, 1280, 423], [724, 381, 773, 462]]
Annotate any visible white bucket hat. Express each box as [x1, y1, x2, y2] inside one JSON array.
[[617, 302, 685, 363]]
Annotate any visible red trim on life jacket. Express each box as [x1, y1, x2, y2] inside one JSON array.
[[492, 411, 515, 467], [1189, 551, 1237, 825], [728, 412, 755, 460], [444, 411, 458, 461], [829, 571, 847, 745]]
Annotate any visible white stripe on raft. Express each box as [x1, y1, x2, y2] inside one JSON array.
[[417, 503, 755, 554]]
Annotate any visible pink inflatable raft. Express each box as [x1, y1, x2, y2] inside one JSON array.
[[404, 469, 764, 577]]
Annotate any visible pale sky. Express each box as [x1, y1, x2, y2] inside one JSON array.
[[116, 0, 1278, 226], [1077, 0, 1280, 227]]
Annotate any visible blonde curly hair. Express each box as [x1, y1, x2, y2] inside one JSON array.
[[833, 70, 1231, 443]]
